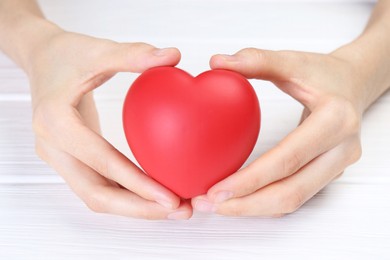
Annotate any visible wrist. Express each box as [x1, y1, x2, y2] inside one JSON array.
[[327, 45, 368, 116], [17, 18, 64, 76], [331, 11, 390, 112], [0, 13, 64, 75], [330, 25, 390, 114]]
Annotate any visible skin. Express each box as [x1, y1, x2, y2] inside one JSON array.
[[192, 0, 390, 216], [1, 1, 389, 219], [0, 0, 192, 220]]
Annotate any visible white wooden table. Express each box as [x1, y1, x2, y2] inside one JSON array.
[[1, 0, 389, 259]]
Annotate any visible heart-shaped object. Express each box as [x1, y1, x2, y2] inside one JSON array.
[[123, 67, 260, 199]]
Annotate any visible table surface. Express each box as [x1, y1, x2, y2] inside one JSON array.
[[1, 0, 389, 259]]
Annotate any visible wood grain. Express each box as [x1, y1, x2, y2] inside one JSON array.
[[1, 1, 389, 259]]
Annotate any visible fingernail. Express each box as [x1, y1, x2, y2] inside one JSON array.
[[194, 199, 217, 213], [218, 54, 238, 62], [167, 210, 189, 220], [153, 48, 171, 57], [156, 199, 174, 210], [213, 191, 234, 203]]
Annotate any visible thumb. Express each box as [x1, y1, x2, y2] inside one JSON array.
[[210, 48, 301, 81], [105, 42, 181, 73], [210, 48, 318, 106]]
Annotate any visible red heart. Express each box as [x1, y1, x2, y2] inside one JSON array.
[[123, 67, 260, 199]]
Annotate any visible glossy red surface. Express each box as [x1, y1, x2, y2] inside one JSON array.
[[123, 67, 260, 198]]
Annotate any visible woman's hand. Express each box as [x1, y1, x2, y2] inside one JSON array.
[[192, 0, 390, 218], [192, 48, 365, 217], [29, 27, 192, 220]]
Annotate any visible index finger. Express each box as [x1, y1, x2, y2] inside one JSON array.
[[34, 105, 180, 209], [206, 99, 359, 202]]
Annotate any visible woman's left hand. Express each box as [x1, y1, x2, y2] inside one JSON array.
[[192, 48, 364, 217]]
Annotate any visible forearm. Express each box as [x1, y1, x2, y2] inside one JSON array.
[[0, 0, 62, 74], [332, 0, 390, 113]]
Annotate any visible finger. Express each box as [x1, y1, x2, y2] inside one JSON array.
[[210, 48, 303, 80], [298, 107, 311, 126], [215, 141, 359, 216], [332, 171, 344, 181], [206, 100, 359, 203], [194, 139, 360, 216], [36, 138, 192, 220], [77, 43, 181, 97], [33, 104, 181, 210], [76, 92, 101, 134], [105, 42, 181, 73], [89, 187, 192, 220], [68, 120, 181, 209], [210, 48, 319, 107]]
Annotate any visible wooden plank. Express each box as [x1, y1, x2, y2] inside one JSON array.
[[1, 1, 389, 259]]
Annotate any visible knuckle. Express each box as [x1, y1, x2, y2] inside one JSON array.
[[278, 187, 305, 214], [84, 189, 108, 214], [238, 48, 265, 65], [220, 200, 246, 217], [126, 42, 154, 57], [118, 42, 155, 72], [92, 146, 117, 179], [239, 47, 260, 57], [323, 96, 361, 137], [236, 48, 265, 78], [128, 41, 150, 50], [344, 138, 363, 165], [239, 167, 262, 194], [280, 150, 303, 178], [93, 157, 109, 178], [343, 108, 360, 136], [246, 179, 261, 195]]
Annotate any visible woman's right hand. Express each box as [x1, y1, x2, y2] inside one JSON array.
[[29, 25, 192, 220]]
